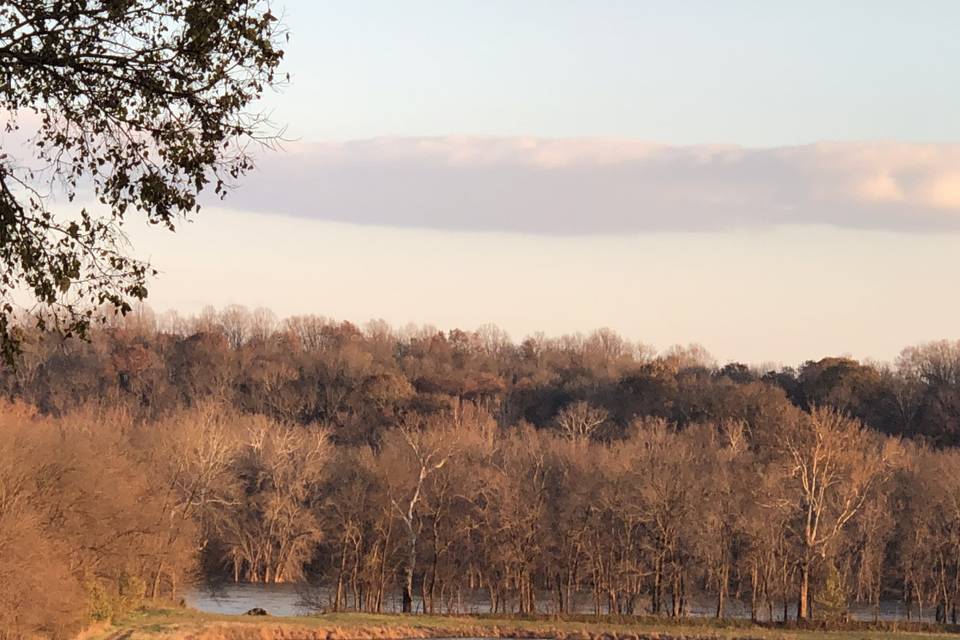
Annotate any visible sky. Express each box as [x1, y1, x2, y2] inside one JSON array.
[[131, 1, 960, 365]]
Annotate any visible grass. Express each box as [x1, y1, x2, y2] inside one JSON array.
[[89, 608, 960, 640]]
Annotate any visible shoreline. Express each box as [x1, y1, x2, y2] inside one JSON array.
[[89, 609, 960, 640]]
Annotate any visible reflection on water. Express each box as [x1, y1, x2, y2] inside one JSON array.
[[186, 583, 933, 623]]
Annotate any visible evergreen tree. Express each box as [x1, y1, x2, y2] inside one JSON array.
[[815, 562, 849, 622]]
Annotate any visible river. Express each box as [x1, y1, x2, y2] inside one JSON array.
[[186, 584, 931, 622]]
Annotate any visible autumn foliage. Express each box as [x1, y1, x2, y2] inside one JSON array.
[[3, 307, 960, 636]]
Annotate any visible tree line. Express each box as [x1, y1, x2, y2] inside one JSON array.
[[4, 306, 960, 637], [4, 305, 960, 447]]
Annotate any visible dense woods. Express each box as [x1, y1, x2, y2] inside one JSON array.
[[4, 305, 960, 637]]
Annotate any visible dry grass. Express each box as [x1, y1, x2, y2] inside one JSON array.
[[86, 609, 960, 640]]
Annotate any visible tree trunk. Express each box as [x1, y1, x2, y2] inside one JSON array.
[[679, 570, 686, 618], [402, 520, 416, 613], [376, 532, 390, 613], [798, 558, 810, 620], [428, 540, 439, 614], [874, 580, 881, 623], [671, 571, 680, 617], [652, 554, 662, 615], [420, 570, 429, 614], [402, 550, 414, 614], [716, 562, 728, 618], [334, 541, 347, 611], [556, 574, 564, 614], [716, 579, 726, 618], [402, 571, 414, 613], [916, 581, 924, 621], [151, 560, 164, 599]]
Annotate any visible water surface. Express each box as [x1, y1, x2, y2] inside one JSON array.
[[186, 583, 312, 617], [186, 584, 933, 623]]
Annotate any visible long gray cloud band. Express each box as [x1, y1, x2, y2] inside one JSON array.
[[223, 138, 960, 234]]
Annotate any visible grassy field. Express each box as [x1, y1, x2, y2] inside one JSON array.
[[87, 608, 960, 640]]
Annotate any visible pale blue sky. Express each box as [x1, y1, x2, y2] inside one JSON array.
[[130, 2, 960, 364], [272, 1, 960, 145]]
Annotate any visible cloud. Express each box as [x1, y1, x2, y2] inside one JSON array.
[[222, 138, 960, 234]]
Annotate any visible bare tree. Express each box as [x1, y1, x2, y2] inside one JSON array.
[[220, 417, 330, 583], [772, 406, 900, 618], [384, 420, 456, 613], [555, 401, 608, 441]]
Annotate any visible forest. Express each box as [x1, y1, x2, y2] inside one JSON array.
[[3, 305, 960, 637]]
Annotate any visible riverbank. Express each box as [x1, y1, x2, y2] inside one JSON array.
[[88, 609, 960, 640]]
